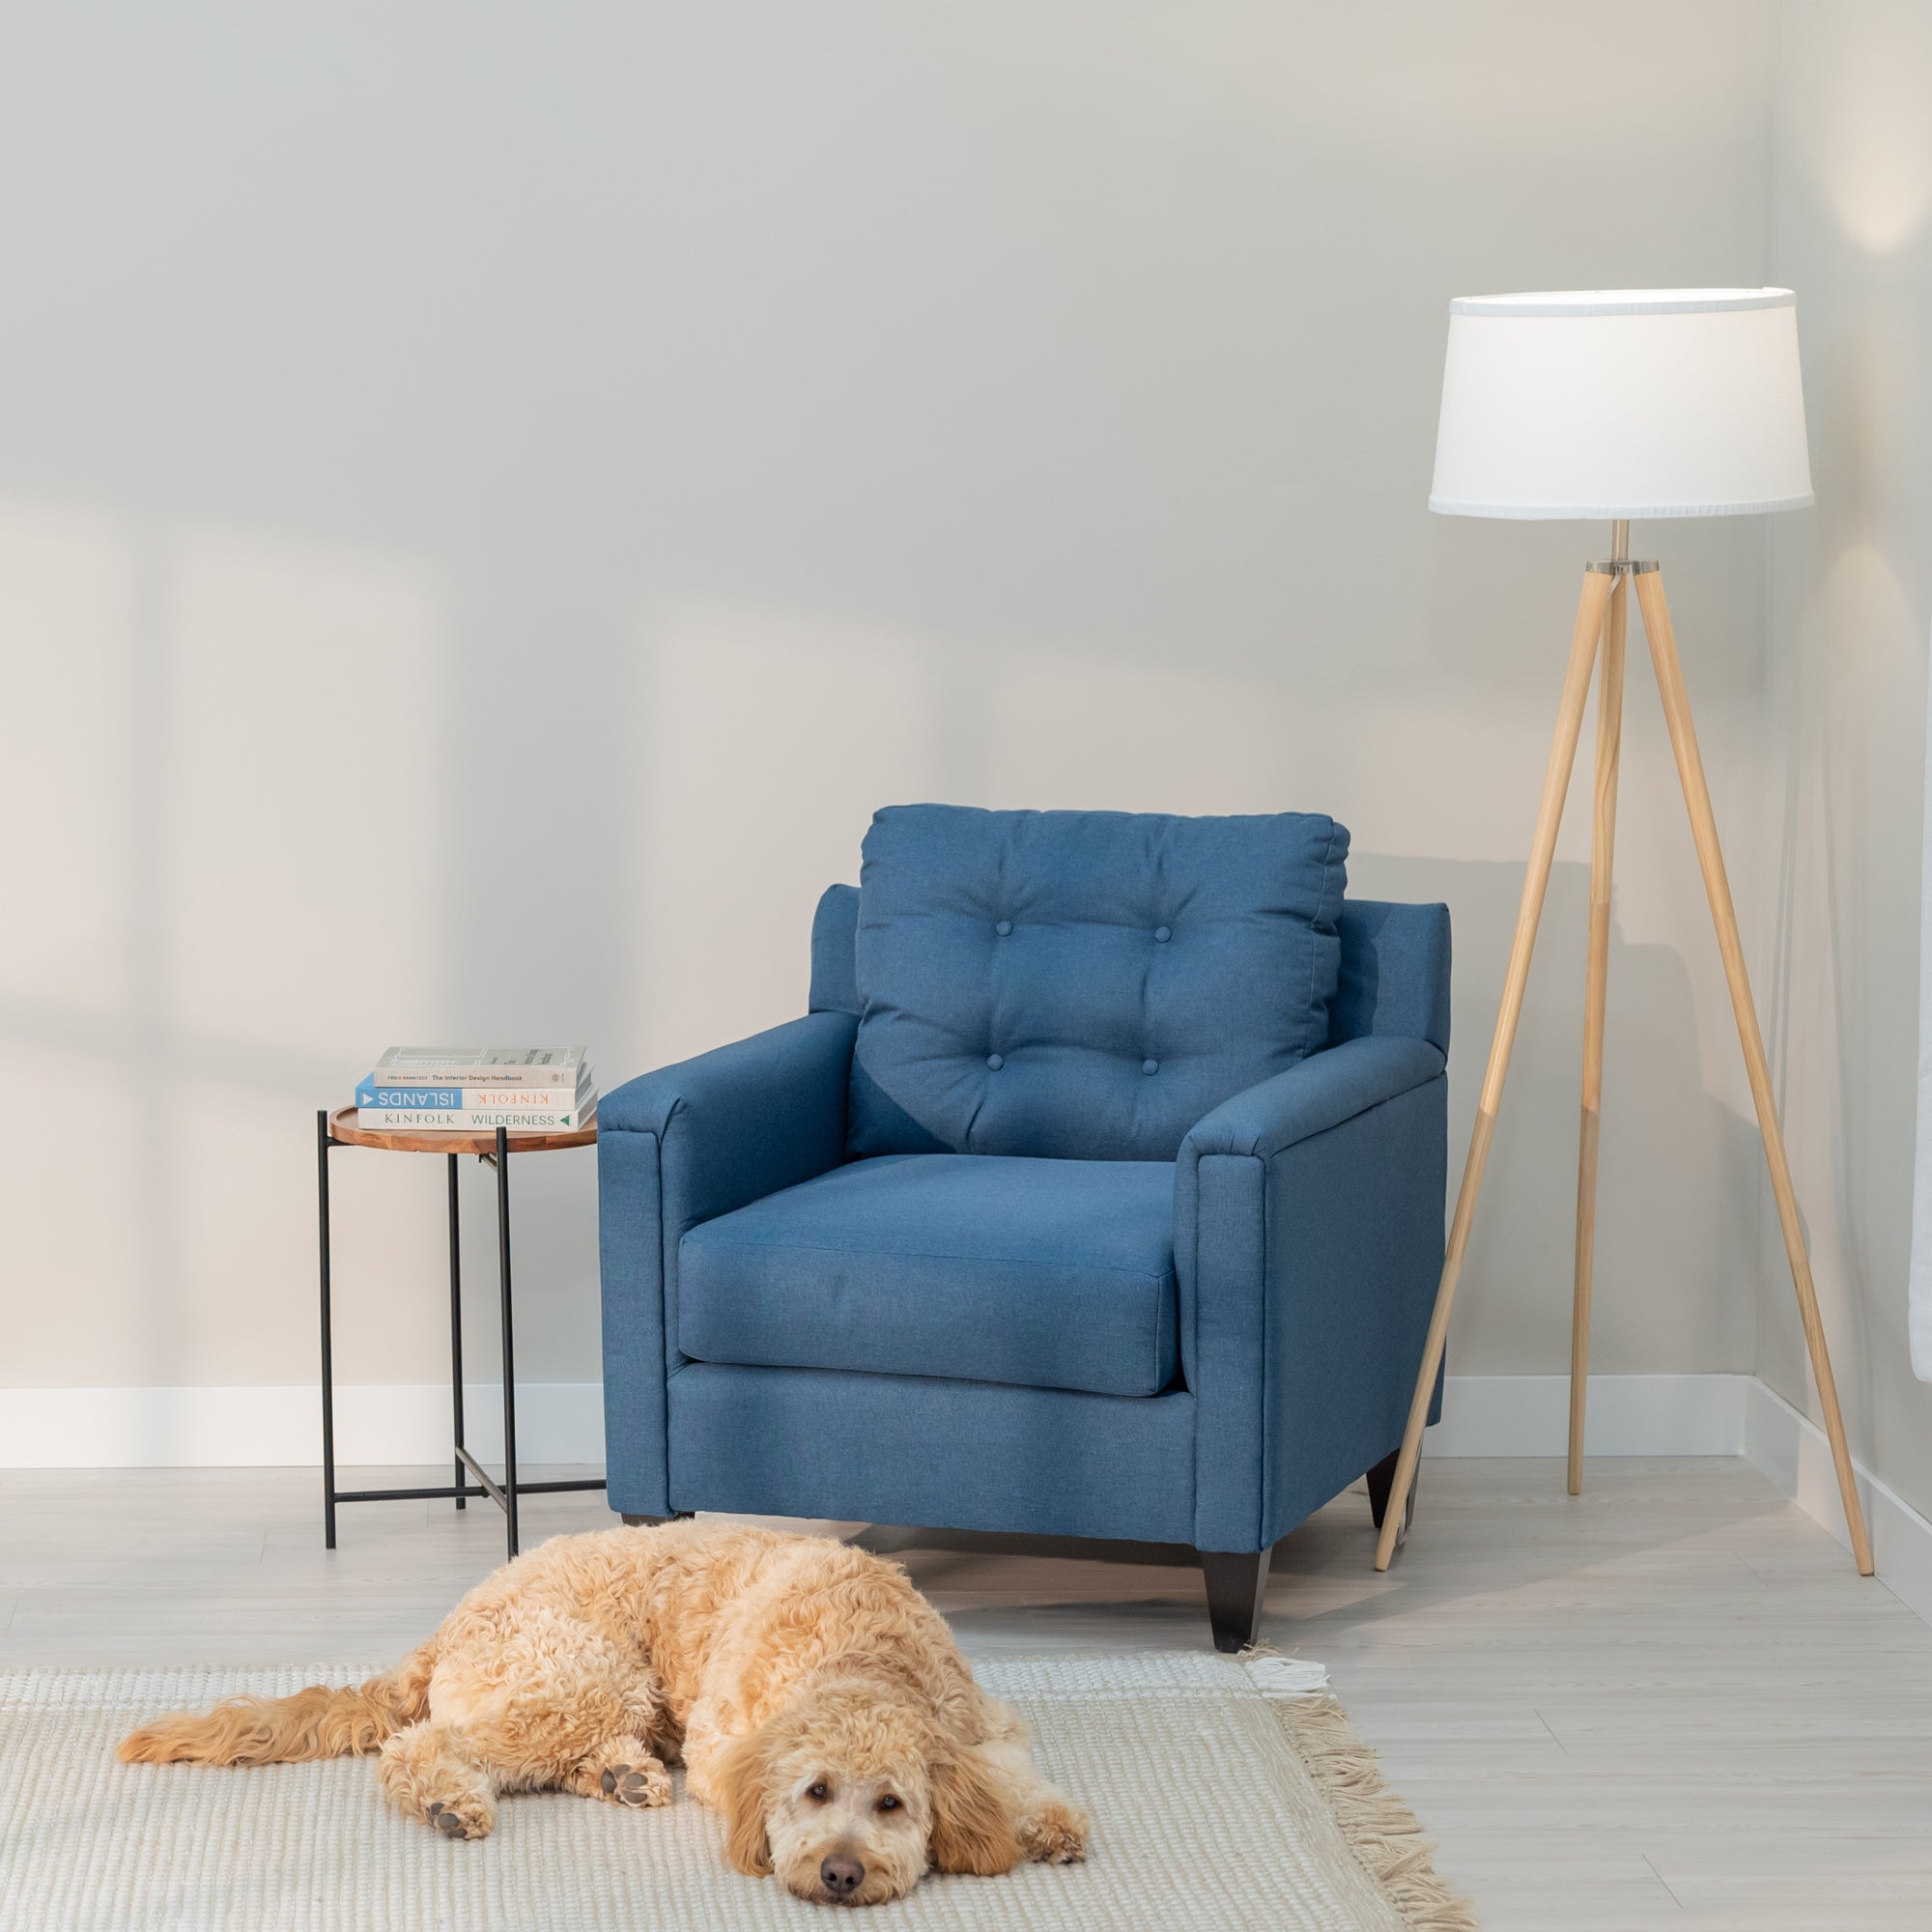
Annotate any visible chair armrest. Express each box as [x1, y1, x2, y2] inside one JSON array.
[[1180, 1036, 1445, 1162], [1176, 1036, 1448, 1552], [598, 1009, 857, 1518], [600, 1009, 858, 1223]]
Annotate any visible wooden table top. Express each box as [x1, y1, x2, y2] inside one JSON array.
[[327, 1107, 597, 1154]]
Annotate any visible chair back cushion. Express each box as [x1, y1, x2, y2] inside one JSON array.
[[846, 805, 1350, 1160]]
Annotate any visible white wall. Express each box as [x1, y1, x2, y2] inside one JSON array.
[[1761, 1, 1932, 1520], [2, 5, 1777, 1425]]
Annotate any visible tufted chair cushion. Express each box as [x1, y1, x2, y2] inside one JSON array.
[[846, 805, 1350, 1161]]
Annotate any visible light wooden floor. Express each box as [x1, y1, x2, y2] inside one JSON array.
[[4, 1456, 1927, 1930]]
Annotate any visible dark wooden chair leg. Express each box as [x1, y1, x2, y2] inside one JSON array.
[[1365, 1447, 1415, 1543], [1366, 1447, 1399, 1527], [1200, 1548, 1270, 1653]]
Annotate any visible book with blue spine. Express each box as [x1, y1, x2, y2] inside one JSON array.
[[355, 1079, 587, 1112], [355, 1046, 596, 1131]]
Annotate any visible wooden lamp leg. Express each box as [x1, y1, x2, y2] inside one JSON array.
[[1375, 567, 1613, 1572], [1568, 569, 1629, 1494], [1632, 568, 1875, 1577]]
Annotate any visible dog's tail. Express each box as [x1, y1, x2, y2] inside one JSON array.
[[117, 1643, 435, 1767]]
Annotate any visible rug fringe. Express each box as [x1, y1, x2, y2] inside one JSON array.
[[1269, 1691, 1481, 1932]]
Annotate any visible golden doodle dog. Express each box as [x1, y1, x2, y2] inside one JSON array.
[[119, 1520, 1087, 1906]]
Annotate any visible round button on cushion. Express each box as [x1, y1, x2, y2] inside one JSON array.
[[1154, 925, 1172, 942], [986, 1053, 1005, 1070], [995, 920, 1013, 936], [1142, 1058, 1159, 1075]]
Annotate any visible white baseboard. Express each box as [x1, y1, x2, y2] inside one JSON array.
[[0, 1371, 1748, 1470], [1423, 1372, 1748, 1457], [1743, 1377, 1932, 1629], [32, 1380, 1918, 1519], [13, 1371, 1927, 1626], [0, 1383, 607, 1470]]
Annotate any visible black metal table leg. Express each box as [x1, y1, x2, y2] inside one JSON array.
[[448, 1153, 466, 1510], [319, 1110, 602, 1553], [496, 1125, 519, 1561], [317, 1110, 337, 1550]]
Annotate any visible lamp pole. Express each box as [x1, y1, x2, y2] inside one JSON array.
[[1569, 515, 1629, 1492]]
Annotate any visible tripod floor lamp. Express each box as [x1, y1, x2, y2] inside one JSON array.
[[1375, 289, 1873, 1578]]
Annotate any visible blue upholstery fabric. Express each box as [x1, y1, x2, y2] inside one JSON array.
[[810, 883, 862, 1015], [847, 806, 1350, 1162], [596, 815, 1454, 1566], [597, 1010, 856, 1517], [1332, 900, 1452, 1056], [1174, 1035, 1448, 1549], [813, 884, 1437, 1069], [1180, 1034, 1444, 1160], [680, 1153, 1178, 1399], [668, 1364, 1197, 1544], [598, 1126, 672, 1518]]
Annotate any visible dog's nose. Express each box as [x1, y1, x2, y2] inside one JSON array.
[[820, 1854, 865, 1897]]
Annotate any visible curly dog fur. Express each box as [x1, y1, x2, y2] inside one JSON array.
[[119, 1520, 1087, 1906]]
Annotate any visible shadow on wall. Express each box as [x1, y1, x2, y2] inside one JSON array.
[[0, 503, 463, 1407], [1355, 851, 1762, 1378], [0, 500, 612, 1409], [616, 590, 1763, 1385], [1754, 106, 1928, 1449], [1, 519, 1770, 1410], [629, 597, 1306, 1071]]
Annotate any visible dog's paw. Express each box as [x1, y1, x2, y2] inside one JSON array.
[[424, 1795, 495, 1840], [1018, 1799, 1088, 1864], [598, 1757, 671, 1808], [377, 1725, 497, 1840], [575, 1736, 671, 1809]]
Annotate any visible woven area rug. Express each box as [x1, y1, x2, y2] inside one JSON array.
[[0, 1653, 1475, 1932]]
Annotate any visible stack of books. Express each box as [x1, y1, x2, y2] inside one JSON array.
[[354, 1047, 596, 1131]]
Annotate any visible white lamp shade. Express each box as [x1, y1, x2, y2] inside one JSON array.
[[1429, 289, 1813, 520]]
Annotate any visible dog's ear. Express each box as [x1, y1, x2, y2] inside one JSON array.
[[927, 1747, 1023, 1876], [714, 1724, 777, 1876]]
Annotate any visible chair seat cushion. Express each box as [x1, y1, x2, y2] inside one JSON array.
[[677, 1154, 1178, 1399]]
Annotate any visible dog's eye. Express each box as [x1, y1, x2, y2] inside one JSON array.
[[876, 1795, 900, 1813], [807, 1781, 830, 1803]]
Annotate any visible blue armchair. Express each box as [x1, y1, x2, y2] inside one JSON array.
[[598, 806, 1448, 1649]]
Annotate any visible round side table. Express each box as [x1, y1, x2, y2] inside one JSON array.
[[316, 1108, 600, 1561]]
